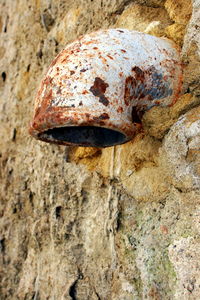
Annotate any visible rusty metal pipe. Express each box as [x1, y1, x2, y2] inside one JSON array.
[[29, 29, 182, 147]]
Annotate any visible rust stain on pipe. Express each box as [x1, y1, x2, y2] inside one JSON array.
[[89, 77, 109, 106]]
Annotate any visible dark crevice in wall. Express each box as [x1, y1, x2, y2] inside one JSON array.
[[2, 72, 6, 82], [95, 291, 101, 300], [114, 0, 134, 15], [69, 279, 78, 300]]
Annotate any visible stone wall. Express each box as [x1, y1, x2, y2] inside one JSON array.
[[0, 0, 200, 299]]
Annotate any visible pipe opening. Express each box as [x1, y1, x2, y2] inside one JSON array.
[[39, 126, 127, 147]]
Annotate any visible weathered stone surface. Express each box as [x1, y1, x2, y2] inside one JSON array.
[[132, 0, 165, 7], [142, 93, 200, 139], [169, 237, 200, 299], [160, 106, 200, 191], [165, 23, 186, 46], [165, 0, 192, 24], [115, 3, 172, 33], [182, 0, 200, 95], [0, 0, 200, 299]]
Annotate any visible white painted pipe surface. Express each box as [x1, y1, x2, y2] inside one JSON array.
[[29, 29, 182, 147]]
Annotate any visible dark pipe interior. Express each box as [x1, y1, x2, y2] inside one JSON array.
[[39, 126, 127, 147]]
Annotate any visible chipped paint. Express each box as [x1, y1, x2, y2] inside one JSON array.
[[89, 77, 109, 106], [29, 29, 182, 147]]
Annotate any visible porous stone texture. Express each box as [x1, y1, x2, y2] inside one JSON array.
[[115, 4, 172, 33], [0, 0, 199, 300]]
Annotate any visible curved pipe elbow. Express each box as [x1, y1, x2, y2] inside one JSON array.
[[29, 29, 182, 147]]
